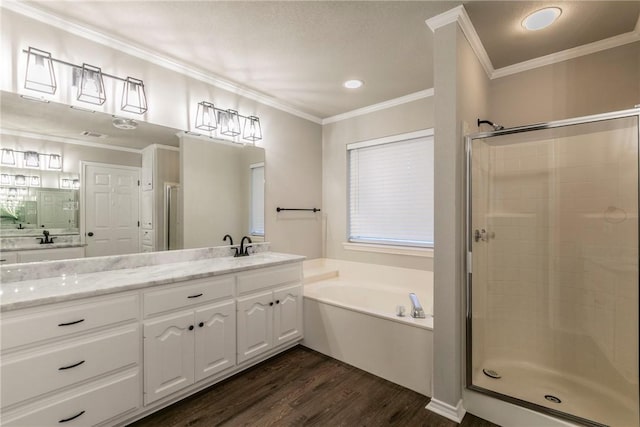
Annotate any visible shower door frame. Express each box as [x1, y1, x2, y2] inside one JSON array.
[[464, 107, 640, 427]]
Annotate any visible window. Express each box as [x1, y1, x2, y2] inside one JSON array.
[[348, 130, 434, 248], [250, 163, 265, 236]]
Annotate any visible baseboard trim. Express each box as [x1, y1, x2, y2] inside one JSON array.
[[426, 398, 466, 423]]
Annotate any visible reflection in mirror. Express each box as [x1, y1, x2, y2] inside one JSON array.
[[0, 187, 79, 232]]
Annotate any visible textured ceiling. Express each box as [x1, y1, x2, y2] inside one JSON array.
[[6, 1, 640, 126], [465, 1, 640, 69]]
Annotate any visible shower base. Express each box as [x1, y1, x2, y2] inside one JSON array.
[[472, 360, 638, 426]]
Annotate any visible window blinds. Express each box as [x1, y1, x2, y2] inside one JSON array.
[[348, 135, 434, 247]]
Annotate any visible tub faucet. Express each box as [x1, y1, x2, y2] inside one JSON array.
[[223, 234, 238, 257], [409, 293, 426, 318], [238, 236, 252, 257]]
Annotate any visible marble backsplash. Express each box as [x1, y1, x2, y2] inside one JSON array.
[[1, 242, 270, 283]]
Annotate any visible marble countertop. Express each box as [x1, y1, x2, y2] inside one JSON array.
[[1, 243, 87, 252], [0, 252, 304, 311]]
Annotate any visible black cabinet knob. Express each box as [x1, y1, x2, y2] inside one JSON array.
[[188, 325, 194, 331], [276, 300, 280, 304], [198, 322, 204, 328], [269, 302, 274, 306], [87, 232, 94, 237]]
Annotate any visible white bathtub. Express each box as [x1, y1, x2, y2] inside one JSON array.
[[302, 258, 433, 396]]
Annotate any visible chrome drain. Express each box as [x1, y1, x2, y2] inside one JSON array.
[[545, 395, 561, 404], [482, 368, 501, 379]]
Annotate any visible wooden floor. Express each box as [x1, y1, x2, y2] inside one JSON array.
[[129, 346, 498, 427]]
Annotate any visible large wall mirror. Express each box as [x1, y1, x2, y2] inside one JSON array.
[[0, 91, 265, 257]]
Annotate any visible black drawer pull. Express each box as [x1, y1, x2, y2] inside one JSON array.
[[199, 322, 204, 327], [0, 259, 6, 262], [59, 410, 85, 423], [58, 319, 85, 327], [187, 293, 203, 299], [59, 360, 85, 370]]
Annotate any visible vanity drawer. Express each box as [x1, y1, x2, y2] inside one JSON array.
[[1, 325, 138, 408], [1, 369, 139, 427], [0, 252, 18, 264], [237, 264, 301, 295], [1, 295, 138, 350], [144, 276, 235, 317]]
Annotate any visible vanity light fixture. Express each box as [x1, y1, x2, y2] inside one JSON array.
[[220, 109, 242, 137], [0, 174, 10, 185], [48, 154, 62, 170], [243, 116, 262, 142], [8, 188, 17, 197], [1, 149, 15, 166], [522, 7, 562, 31], [24, 151, 40, 168], [30, 176, 40, 187], [195, 101, 218, 131], [14, 175, 26, 186], [72, 179, 80, 189], [23, 47, 148, 114], [24, 47, 57, 94], [61, 178, 70, 188]]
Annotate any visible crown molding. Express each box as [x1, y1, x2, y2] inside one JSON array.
[[322, 88, 434, 125], [1, 0, 323, 125], [0, 128, 143, 154], [147, 143, 180, 152], [492, 28, 640, 79], [427, 5, 640, 81]]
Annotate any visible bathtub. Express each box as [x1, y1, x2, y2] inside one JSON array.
[[302, 258, 433, 396]]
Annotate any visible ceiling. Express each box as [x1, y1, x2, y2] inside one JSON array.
[[17, 1, 638, 121], [1, 1, 638, 151]]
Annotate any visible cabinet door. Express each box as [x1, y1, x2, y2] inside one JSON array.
[[194, 300, 236, 382], [273, 285, 303, 346], [236, 291, 273, 364], [143, 311, 195, 405], [141, 148, 154, 191], [141, 191, 153, 230]]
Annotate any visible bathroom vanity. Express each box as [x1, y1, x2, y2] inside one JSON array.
[[0, 247, 304, 426]]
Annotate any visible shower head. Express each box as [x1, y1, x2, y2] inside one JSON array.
[[477, 118, 504, 131]]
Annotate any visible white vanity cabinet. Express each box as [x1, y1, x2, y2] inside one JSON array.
[[236, 265, 303, 364], [15, 246, 85, 263], [0, 294, 140, 426], [143, 276, 236, 405]]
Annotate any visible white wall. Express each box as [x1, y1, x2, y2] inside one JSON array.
[[2, 9, 323, 258], [322, 97, 435, 269]]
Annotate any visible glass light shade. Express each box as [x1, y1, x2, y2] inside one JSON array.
[[61, 178, 70, 188], [220, 109, 241, 137], [77, 64, 106, 105], [8, 188, 17, 197], [72, 179, 80, 189], [1, 174, 10, 185], [48, 154, 62, 170], [1, 149, 15, 166], [195, 101, 218, 131], [24, 151, 40, 168], [24, 47, 57, 94], [121, 77, 148, 114], [242, 116, 262, 142], [30, 175, 40, 187], [14, 175, 26, 186]]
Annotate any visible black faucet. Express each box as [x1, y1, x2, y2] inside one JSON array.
[[223, 234, 239, 257], [238, 236, 252, 257], [36, 230, 56, 244]]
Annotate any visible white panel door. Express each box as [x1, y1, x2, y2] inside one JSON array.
[[273, 285, 303, 346], [85, 164, 140, 257], [143, 311, 195, 405], [236, 291, 273, 364], [194, 300, 236, 382]]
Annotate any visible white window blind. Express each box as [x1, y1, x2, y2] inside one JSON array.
[[348, 133, 434, 247], [250, 163, 265, 236]]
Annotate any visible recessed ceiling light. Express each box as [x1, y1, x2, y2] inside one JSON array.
[[343, 79, 364, 89], [522, 7, 562, 31]]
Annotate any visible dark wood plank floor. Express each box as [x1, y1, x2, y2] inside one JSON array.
[[129, 346, 499, 427]]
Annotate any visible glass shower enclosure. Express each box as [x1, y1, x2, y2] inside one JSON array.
[[466, 109, 639, 426]]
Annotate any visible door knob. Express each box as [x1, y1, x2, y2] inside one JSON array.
[[87, 232, 94, 237]]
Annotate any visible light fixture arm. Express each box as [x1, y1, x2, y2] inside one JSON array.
[[22, 49, 131, 83]]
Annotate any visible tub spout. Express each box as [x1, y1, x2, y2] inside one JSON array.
[[409, 293, 426, 318]]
